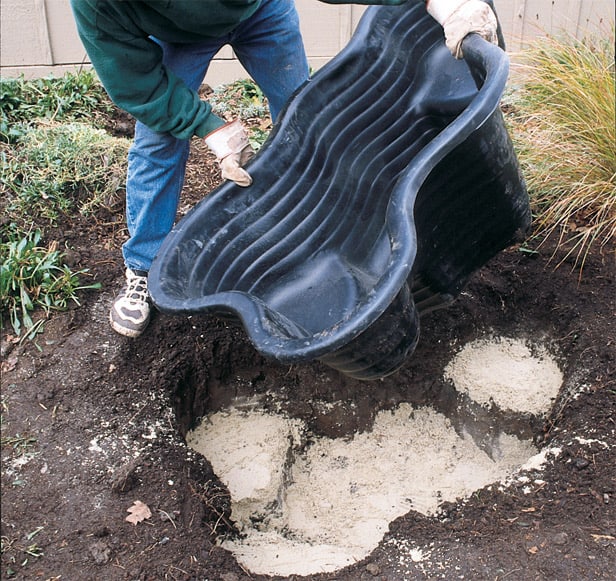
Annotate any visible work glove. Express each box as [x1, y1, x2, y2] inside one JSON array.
[[204, 119, 255, 187], [426, 0, 498, 58]]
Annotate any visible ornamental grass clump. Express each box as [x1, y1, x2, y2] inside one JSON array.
[[508, 27, 615, 271]]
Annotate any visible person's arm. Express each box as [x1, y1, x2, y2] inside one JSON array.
[[70, 0, 256, 187], [69, 0, 225, 139]]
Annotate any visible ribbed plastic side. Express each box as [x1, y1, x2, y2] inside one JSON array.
[[148, 1, 530, 380]]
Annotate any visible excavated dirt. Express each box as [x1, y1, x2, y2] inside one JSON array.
[[1, 112, 615, 581]]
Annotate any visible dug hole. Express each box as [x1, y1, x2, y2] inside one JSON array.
[[187, 335, 563, 576]]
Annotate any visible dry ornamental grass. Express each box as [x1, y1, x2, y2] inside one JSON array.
[[507, 27, 616, 272]]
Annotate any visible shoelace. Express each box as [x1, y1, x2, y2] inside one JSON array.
[[125, 273, 149, 303]]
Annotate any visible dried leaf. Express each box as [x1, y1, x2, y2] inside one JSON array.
[[125, 500, 152, 525]]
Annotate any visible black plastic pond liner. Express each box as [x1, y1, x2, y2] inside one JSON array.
[[148, 0, 530, 380]]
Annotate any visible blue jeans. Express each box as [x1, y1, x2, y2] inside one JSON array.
[[123, 0, 309, 272]]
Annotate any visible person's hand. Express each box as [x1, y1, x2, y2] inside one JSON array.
[[204, 120, 255, 187], [426, 0, 498, 58]]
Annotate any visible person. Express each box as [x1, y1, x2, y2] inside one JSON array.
[[69, 0, 498, 338]]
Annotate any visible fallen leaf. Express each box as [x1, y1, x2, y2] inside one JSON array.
[[528, 546, 539, 554], [125, 500, 152, 525]]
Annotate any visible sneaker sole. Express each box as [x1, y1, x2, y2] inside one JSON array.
[[109, 311, 149, 338]]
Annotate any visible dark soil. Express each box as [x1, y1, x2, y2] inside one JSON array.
[[1, 110, 615, 581]]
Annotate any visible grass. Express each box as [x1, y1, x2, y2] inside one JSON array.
[[506, 27, 615, 271], [0, 71, 126, 338], [0, 434, 38, 458], [1, 528, 45, 577]]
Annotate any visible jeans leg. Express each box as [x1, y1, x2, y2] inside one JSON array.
[[123, 40, 224, 272], [123, 126, 190, 272], [231, 0, 310, 121]]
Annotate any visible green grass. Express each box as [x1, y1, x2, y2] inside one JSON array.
[[507, 28, 615, 271], [0, 434, 38, 458], [1, 71, 123, 338]]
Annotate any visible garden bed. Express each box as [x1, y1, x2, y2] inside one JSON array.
[[2, 124, 615, 579]]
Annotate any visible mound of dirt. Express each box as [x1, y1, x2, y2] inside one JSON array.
[[1, 121, 615, 581]]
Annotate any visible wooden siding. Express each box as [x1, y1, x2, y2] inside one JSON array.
[[1, 0, 613, 83]]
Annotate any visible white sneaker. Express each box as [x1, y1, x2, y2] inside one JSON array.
[[109, 268, 151, 337]]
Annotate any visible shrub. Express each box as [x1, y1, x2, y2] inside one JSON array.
[[0, 70, 113, 142], [210, 78, 269, 121], [0, 72, 123, 339]]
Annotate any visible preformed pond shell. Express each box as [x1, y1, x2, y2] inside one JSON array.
[[149, 0, 530, 379]]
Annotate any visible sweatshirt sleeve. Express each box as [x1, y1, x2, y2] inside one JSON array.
[[69, 0, 225, 139]]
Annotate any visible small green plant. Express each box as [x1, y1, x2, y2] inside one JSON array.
[[210, 78, 270, 121], [0, 73, 119, 342], [1, 528, 45, 577], [1, 122, 129, 233], [0, 230, 101, 337], [507, 27, 615, 271], [247, 125, 272, 150], [0, 70, 113, 142], [209, 78, 274, 150]]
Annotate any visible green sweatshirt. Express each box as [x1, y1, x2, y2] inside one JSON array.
[[69, 0, 410, 139]]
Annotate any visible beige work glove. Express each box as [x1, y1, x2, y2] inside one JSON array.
[[426, 0, 498, 58], [204, 119, 255, 187]]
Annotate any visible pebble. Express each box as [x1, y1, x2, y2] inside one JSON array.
[[552, 532, 569, 545], [573, 457, 590, 470], [88, 540, 111, 564], [110, 459, 139, 493], [366, 562, 380, 576]]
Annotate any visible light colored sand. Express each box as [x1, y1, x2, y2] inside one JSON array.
[[186, 336, 562, 576], [444, 336, 563, 413]]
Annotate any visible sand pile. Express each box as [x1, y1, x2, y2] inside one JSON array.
[[187, 336, 563, 576]]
